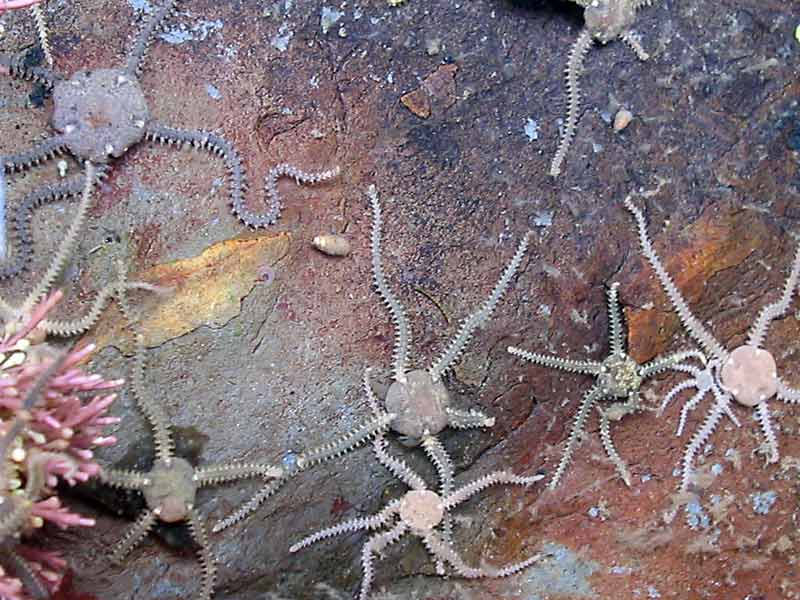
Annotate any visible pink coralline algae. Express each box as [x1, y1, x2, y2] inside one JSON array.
[[0, 291, 121, 600]]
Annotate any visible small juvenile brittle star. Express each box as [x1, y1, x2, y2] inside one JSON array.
[[549, 0, 655, 177], [625, 197, 800, 506], [0, 1, 337, 280], [367, 185, 531, 445], [101, 310, 293, 600], [290, 372, 545, 599], [509, 282, 698, 488]]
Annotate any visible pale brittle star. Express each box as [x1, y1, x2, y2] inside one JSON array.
[[509, 281, 698, 487], [0, 0, 337, 280], [550, 0, 655, 177], [625, 197, 800, 508], [289, 369, 545, 599], [100, 297, 300, 600]]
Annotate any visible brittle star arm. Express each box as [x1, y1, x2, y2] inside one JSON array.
[[193, 462, 284, 487], [13, 161, 97, 316], [373, 433, 427, 491], [289, 499, 402, 553], [597, 406, 632, 486], [145, 123, 338, 228], [443, 470, 543, 511], [186, 508, 216, 600], [422, 530, 540, 579], [367, 185, 412, 383], [606, 283, 626, 356], [212, 477, 288, 533], [125, 0, 180, 76], [0, 174, 91, 280], [507, 346, 602, 376], [776, 377, 800, 404], [675, 386, 731, 502], [549, 28, 594, 178], [747, 243, 800, 348], [109, 509, 158, 563], [754, 401, 779, 464], [359, 521, 408, 600], [421, 434, 455, 574], [638, 349, 707, 379], [0, 52, 62, 88], [40, 280, 159, 338], [620, 30, 650, 60], [429, 232, 531, 381], [2, 136, 67, 173], [214, 411, 394, 532], [624, 198, 728, 360], [30, 2, 53, 67], [549, 385, 603, 489]]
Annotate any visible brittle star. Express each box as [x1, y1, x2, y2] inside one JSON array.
[[289, 369, 545, 599], [625, 197, 800, 507], [549, 0, 655, 177], [0, 0, 337, 279], [99, 308, 298, 600], [509, 281, 697, 487], [213, 186, 531, 534]]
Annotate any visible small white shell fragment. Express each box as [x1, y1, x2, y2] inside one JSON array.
[[312, 234, 351, 257], [57, 159, 68, 177], [613, 108, 633, 132]]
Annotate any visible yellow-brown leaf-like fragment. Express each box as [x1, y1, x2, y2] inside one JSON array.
[[92, 234, 289, 350]]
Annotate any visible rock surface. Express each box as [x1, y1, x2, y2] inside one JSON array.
[[1, 0, 798, 598]]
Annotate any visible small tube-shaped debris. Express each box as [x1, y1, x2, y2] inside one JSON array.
[[312, 234, 351, 257]]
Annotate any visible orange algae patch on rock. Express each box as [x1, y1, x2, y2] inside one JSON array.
[[627, 206, 767, 363], [93, 233, 290, 350]]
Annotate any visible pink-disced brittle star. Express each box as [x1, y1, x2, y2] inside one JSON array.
[[0, 0, 337, 279], [509, 281, 697, 488], [625, 197, 800, 506], [550, 0, 655, 177], [289, 369, 544, 599]]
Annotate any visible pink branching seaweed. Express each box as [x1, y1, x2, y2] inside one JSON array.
[[0, 291, 121, 600]]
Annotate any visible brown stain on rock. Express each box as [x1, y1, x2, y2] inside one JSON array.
[[400, 63, 459, 119], [91, 233, 290, 351], [626, 204, 768, 363]]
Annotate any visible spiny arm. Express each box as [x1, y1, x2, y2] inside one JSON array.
[[19, 162, 96, 315], [372, 435, 426, 491], [110, 509, 157, 563], [597, 407, 631, 486], [549, 28, 593, 178], [549, 385, 602, 489], [194, 462, 284, 487], [125, 0, 180, 76], [747, 243, 800, 348], [606, 282, 626, 356], [289, 500, 401, 553], [359, 522, 408, 600], [508, 346, 601, 375], [423, 531, 540, 579], [624, 197, 727, 360], [212, 477, 287, 533], [444, 470, 542, 510], [368, 185, 412, 383], [429, 233, 531, 380], [298, 411, 394, 470], [187, 508, 217, 600]]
